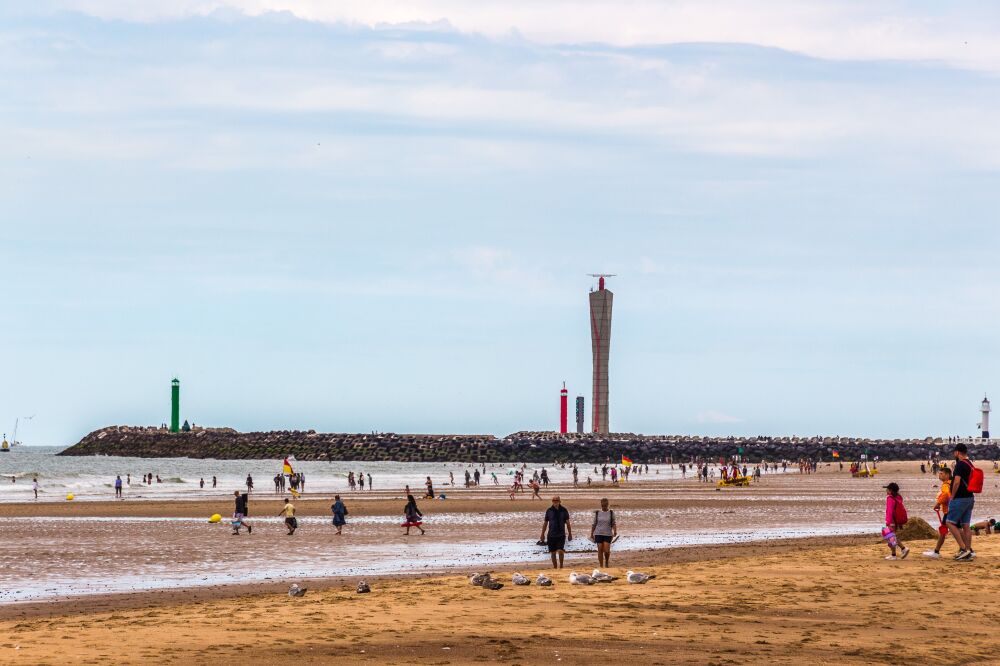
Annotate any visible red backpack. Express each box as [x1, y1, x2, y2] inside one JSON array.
[[966, 460, 984, 494], [892, 496, 908, 526]]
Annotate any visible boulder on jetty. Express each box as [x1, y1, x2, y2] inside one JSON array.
[[58, 426, 1000, 463]]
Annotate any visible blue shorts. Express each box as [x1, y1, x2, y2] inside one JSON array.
[[946, 496, 974, 527]]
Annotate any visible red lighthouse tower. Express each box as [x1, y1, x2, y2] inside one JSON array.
[[559, 382, 568, 434]]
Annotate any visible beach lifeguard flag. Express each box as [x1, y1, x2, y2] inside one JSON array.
[[832, 450, 840, 458], [283, 458, 301, 498], [621, 455, 633, 467]]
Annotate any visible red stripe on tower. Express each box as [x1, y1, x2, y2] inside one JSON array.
[[560, 383, 568, 434]]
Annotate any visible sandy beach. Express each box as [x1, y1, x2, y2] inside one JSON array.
[[4, 534, 1000, 665], [2, 461, 999, 663]]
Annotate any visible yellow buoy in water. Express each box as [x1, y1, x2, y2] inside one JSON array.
[[208, 513, 222, 523], [66, 493, 75, 501]]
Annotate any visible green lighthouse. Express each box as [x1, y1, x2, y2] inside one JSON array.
[[170, 378, 180, 433]]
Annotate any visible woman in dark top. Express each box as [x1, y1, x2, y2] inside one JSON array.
[[402, 494, 426, 535], [331, 495, 348, 535]]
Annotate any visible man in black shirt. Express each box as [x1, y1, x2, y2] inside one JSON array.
[[232, 490, 253, 535], [947, 443, 976, 560], [540, 496, 572, 569]]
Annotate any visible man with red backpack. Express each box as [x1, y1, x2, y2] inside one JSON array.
[[947, 443, 983, 561]]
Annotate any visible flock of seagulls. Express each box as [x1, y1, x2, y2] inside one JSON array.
[[472, 569, 654, 588]]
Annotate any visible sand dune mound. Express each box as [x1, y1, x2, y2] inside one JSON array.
[[897, 517, 938, 541]]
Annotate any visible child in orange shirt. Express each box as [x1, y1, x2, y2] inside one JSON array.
[[923, 467, 952, 559]]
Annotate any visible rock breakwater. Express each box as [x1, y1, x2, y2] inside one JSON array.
[[58, 426, 1000, 463]]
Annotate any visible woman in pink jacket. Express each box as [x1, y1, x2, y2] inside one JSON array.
[[883, 482, 910, 560]]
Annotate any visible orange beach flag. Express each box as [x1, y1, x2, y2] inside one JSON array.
[[832, 450, 840, 459], [621, 455, 633, 467]]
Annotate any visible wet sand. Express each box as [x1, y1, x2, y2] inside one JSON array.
[[5, 461, 1000, 605], [4, 535, 1000, 664]]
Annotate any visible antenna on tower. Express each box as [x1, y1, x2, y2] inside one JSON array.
[[587, 273, 616, 290]]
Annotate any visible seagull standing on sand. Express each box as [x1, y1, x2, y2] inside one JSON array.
[[626, 570, 654, 584], [591, 569, 617, 582], [569, 571, 596, 585]]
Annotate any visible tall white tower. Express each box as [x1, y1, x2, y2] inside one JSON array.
[[981, 395, 991, 439]]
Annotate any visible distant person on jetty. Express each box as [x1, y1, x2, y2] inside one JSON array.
[[924, 467, 952, 558], [331, 495, 347, 535], [948, 444, 977, 560], [590, 498, 617, 567], [115, 475, 123, 498], [540, 496, 571, 569], [246, 474, 254, 494], [232, 490, 253, 535], [883, 483, 910, 560], [278, 497, 297, 535], [402, 495, 425, 535]]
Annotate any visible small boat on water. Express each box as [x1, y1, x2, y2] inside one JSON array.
[[2, 416, 33, 452]]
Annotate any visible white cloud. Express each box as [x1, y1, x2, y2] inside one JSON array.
[[34, 1, 1000, 71]]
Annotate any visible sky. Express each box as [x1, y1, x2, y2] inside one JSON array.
[[3, 1, 1000, 445]]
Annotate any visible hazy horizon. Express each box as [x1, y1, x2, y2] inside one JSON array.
[[3, 2, 1000, 445]]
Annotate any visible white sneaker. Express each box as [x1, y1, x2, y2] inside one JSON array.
[[954, 550, 970, 560], [968, 550, 977, 560], [884, 555, 897, 560], [922, 550, 941, 558], [900, 547, 910, 559]]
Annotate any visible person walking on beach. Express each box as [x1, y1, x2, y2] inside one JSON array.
[[212, 476, 217, 488], [948, 443, 978, 560], [883, 483, 910, 560], [367, 473, 372, 490], [246, 474, 254, 494], [114, 475, 123, 498], [540, 496, 571, 569], [232, 490, 253, 535], [530, 479, 542, 500], [331, 495, 348, 535], [278, 497, 297, 535], [200, 478, 204, 489], [359, 472, 365, 491], [590, 498, 617, 567], [32, 477, 39, 500], [425, 476, 435, 499], [402, 494, 425, 535], [925, 467, 952, 558]]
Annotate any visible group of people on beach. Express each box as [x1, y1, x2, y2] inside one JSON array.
[[882, 443, 982, 561]]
